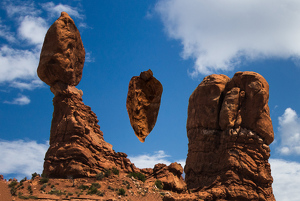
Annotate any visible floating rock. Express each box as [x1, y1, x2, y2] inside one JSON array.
[[126, 69, 163, 142], [37, 12, 85, 87], [185, 71, 275, 201]]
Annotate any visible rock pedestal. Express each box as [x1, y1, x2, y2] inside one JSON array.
[[185, 72, 275, 201], [38, 12, 137, 178]]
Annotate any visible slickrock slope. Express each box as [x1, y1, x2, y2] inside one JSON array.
[[185, 72, 275, 201], [126, 69, 163, 142], [38, 12, 137, 178]]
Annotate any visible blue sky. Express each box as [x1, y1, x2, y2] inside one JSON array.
[[0, 0, 300, 200]]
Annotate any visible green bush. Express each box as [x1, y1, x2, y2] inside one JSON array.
[[91, 183, 101, 188], [78, 184, 89, 190], [128, 172, 146, 182], [104, 169, 111, 177], [155, 180, 163, 189], [40, 184, 47, 191], [39, 177, 49, 184], [31, 172, 39, 180], [8, 181, 18, 188], [87, 183, 101, 195], [96, 172, 104, 180], [118, 188, 126, 196], [10, 187, 17, 196], [112, 167, 119, 175]]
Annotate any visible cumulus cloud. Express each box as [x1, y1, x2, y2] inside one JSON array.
[[128, 150, 185, 169], [41, 2, 83, 19], [270, 158, 300, 201], [0, 45, 40, 83], [277, 108, 300, 155], [0, 139, 48, 180], [155, 0, 300, 76], [4, 94, 31, 105], [18, 16, 48, 46]]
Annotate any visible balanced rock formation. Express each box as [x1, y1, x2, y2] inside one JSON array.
[[38, 12, 137, 178], [126, 69, 163, 142], [185, 72, 275, 200]]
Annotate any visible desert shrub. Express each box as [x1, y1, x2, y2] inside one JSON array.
[[10, 187, 17, 196], [128, 172, 146, 182], [108, 185, 114, 190], [78, 184, 89, 190], [87, 183, 101, 195], [104, 169, 111, 177], [112, 167, 119, 175], [31, 172, 39, 180], [39, 177, 49, 184], [40, 184, 47, 191], [96, 172, 104, 180], [47, 188, 65, 195], [118, 188, 126, 196], [27, 185, 33, 194], [20, 177, 27, 183], [91, 183, 101, 188], [8, 181, 18, 188], [155, 180, 163, 189]]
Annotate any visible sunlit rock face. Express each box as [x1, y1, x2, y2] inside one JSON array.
[[39, 12, 138, 178], [185, 71, 275, 201], [126, 69, 163, 142], [37, 12, 85, 87]]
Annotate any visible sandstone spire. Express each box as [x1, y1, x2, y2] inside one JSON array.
[[38, 12, 137, 178], [126, 69, 163, 142], [185, 71, 275, 200]]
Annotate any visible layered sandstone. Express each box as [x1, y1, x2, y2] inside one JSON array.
[[141, 162, 186, 192], [38, 12, 137, 178], [126, 69, 163, 142], [185, 72, 275, 201]]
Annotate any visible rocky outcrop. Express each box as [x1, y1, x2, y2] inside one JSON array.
[[185, 72, 275, 201], [126, 69, 163, 142], [141, 162, 186, 192], [38, 12, 137, 178]]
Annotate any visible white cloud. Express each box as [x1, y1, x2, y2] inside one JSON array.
[[0, 45, 40, 83], [9, 79, 44, 90], [0, 139, 48, 180], [4, 94, 31, 105], [3, 0, 40, 18], [278, 108, 300, 155], [18, 16, 48, 46], [270, 158, 300, 201], [128, 150, 185, 169], [155, 0, 300, 76], [41, 2, 83, 19], [0, 21, 16, 43]]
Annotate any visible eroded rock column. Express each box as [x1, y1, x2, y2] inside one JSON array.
[[38, 12, 137, 178], [185, 72, 275, 201]]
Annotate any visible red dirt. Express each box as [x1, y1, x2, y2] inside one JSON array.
[[0, 181, 12, 201]]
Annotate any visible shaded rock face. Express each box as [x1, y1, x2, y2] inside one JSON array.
[[37, 12, 85, 87], [126, 69, 163, 142], [185, 72, 275, 201], [39, 12, 137, 178]]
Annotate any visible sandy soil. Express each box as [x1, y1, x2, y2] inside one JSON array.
[[3, 173, 178, 201], [0, 180, 13, 201]]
